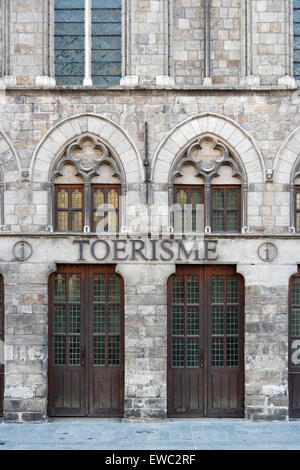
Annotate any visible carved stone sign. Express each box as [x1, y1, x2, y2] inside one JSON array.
[[13, 241, 32, 261], [258, 242, 278, 262]]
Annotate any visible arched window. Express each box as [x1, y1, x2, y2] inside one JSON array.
[[170, 135, 247, 234], [49, 134, 124, 233], [54, 0, 122, 85]]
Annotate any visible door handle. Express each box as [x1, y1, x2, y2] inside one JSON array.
[[199, 348, 204, 368], [81, 346, 86, 366]]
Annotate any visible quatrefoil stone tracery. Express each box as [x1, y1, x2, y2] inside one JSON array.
[[51, 135, 122, 183], [172, 134, 244, 184]]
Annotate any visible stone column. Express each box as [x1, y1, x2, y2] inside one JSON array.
[[116, 263, 175, 419], [237, 263, 298, 421]]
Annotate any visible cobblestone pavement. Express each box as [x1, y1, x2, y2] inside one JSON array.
[[0, 418, 300, 450]]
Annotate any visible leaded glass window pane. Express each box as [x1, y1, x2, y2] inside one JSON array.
[[69, 305, 81, 333], [69, 275, 81, 302], [54, 336, 66, 365], [71, 211, 83, 231], [297, 192, 300, 210], [71, 189, 83, 208], [187, 307, 199, 335], [57, 211, 69, 231], [226, 212, 238, 232], [212, 186, 240, 233], [57, 189, 69, 208], [108, 275, 120, 303], [226, 338, 238, 367], [187, 339, 199, 367], [172, 306, 184, 335], [92, 0, 122, 85], [226, 189, 238, 209], [69, 337, 81, 365], [212, 212, 224, 232], [212, 276, 224, 304], [227, 306, 239, 335], [92, 186, 120, 232], [108, 305, 120, 333], [213, 189, 224, 209], [292, 278, 300, 305], [227, 276, 239, 303], [54, 305, 66, 334], [292, 308, 300, 336], [54, 1, 85, 85], [54, 274, 66, 302], [173, 338, 184, 367], [187, 276, 199, 304], [94, 274, 105, 302], [296, 212, 300, 232], [93, 336, 105, 365], [108, 336, 120, 365], [55, 186, 84, 233], [172, 276, 184, 304], [93, 305, 105, 334], [212, 306, 224, 335], [212, 338, 224, 367]]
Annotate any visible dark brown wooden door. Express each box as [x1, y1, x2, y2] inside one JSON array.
[[168, 265, 244, 418], [48, 265, 124, 417], [289, 274, 300, 417], [0, 275, 3, 416]]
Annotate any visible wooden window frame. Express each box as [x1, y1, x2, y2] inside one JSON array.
[[295, 187, 300, 232], [173, 185, 204, 234], [211, 185, 241, 233], [173, 184, 242, 234], [91, 184, 121, 233], [54, 184, 85, 233]]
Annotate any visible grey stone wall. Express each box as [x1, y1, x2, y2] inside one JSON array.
[[0, 0, 299, 422]]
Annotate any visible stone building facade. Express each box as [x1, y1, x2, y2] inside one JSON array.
[[0, 0, 300, 422]]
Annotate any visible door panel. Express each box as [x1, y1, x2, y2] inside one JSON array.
[[48, 265, 124, 417], [168, 265, 244, 418], [206, 266, 244, 417], [88, 268, 124, 417], [0, 276, 3, 416], [289, 275, 300, 417]]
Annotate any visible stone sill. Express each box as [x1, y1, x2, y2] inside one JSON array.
[[0, 232, 299, 239], [4, 84, 298, 93]]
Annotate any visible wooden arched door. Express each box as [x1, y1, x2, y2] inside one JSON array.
[[48, 265, 124, 417], [167, 265, 244, 417]]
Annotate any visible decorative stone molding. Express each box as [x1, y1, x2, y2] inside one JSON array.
[[265, 169, 274, 182], [48, 133, 125, 233], [170, 134, 245, 184], [169, 133, 247, 233], [274, 127, 300, 185], [50, 134, 123, 184], [151, 113, 265, 185], [30, 113, 144, 184]]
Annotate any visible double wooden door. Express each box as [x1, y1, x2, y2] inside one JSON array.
[[48, 265, 124, 417], [289, 274, 300, 417], [168, 265, 244, 417]]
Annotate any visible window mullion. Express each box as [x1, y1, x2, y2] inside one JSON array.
[[83, 0, 93, 86]]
